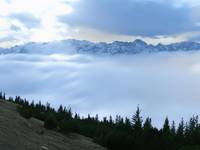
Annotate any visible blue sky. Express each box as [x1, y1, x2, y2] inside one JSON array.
[[0, 0, 200, 47]]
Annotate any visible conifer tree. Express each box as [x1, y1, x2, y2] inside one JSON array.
[[132, 106, 143, 131], [177, 118, 184, 137], [143, 117, 152, 131], [171, 120, 176, 136], [0, 92, 2, 99], [163, 117, 170, 135]]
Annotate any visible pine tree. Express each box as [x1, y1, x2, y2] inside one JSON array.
[[58, 105, 64, 113], [143, 117, 152, 131], [109, 116, 113, 124], [0, 92, 2, 99], [132, 106, 143, 131], [177, 118, 184, 137], [171, 120, 176, 136], [125, 117, 131, 129], [163, 117, 170, 135], [95, 114, 99, 122], [2, 92, 5, 100]]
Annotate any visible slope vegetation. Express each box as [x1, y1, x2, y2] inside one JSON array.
[[0, 100, 106, 150]]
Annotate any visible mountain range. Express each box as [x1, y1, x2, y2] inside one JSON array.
[[1, 39, 200, 55]]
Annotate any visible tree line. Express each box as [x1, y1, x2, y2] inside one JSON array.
[[1, 92, 200, 150]]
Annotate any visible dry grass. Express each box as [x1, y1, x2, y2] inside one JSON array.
[[0, 100, 106, 150]]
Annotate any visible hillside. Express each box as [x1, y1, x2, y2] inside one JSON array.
[[0, 100, 106, 150]]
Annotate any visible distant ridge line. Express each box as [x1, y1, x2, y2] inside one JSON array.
[[1, 39, 200, 55]]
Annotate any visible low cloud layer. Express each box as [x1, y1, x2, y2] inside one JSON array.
[[1, 53, 200, 126]]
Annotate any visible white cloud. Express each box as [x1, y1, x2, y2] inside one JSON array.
[[0, 0, 200, 47], [175, 0, 200, 7], [0, 0, 74, 46], [0, 0, 73, 17], [1, 53, 200, 126]]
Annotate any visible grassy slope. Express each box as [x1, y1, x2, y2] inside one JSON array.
[[0, 100, 106, 150]]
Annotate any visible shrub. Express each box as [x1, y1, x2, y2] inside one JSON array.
[[17, 106, 32, 119], [44, 113, 58, 129]]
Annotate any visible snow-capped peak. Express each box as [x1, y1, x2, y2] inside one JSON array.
[[0, 39, 200, 55]]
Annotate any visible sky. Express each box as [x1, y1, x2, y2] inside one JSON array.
[[1, 0, 200, 47], [1, 0, 200, 127]]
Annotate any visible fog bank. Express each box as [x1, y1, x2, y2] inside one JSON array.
[[1, 52, 200, 126]]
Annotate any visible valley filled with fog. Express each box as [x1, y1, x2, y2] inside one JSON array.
[[1, 52, 200, 126]]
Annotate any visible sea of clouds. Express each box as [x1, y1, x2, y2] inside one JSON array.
[[1, 52, 200, 126]]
